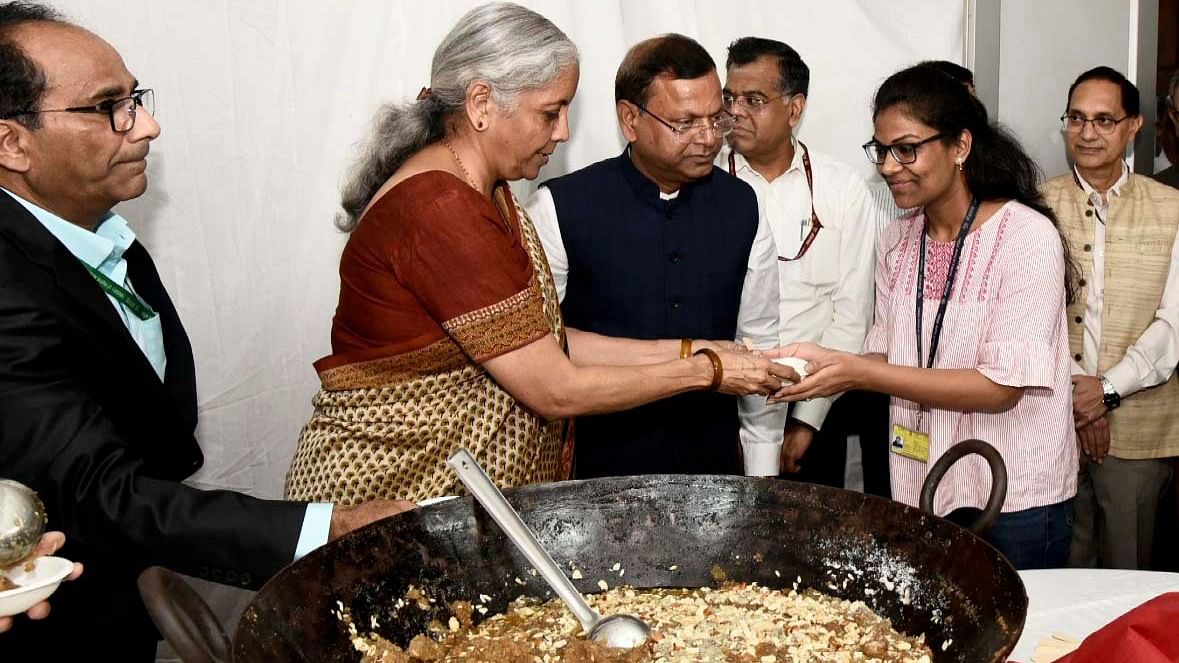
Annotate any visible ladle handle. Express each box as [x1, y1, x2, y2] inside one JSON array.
[[448, 449, 600, 631]]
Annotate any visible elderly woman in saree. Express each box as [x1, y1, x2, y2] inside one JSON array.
[[285, 2, 791, 504]]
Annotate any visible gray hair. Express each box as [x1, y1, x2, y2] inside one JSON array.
[[337, 2, 579, 231]]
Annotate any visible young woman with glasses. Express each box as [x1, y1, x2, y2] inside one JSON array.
[[767, 64, 1079, 570]]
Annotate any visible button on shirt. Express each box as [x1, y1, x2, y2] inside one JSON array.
[[721, 143, 876, 474], [1072, 165, 1179, 397], [3, 188, 332, 560]]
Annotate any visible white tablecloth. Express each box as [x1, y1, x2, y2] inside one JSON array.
[[1010, 568, 1179, 661]]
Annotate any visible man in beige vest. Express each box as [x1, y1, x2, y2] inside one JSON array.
[[1042, 66, 1179, 570]]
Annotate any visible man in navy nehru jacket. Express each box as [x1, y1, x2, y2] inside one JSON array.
[[527, 34, 778, 478]]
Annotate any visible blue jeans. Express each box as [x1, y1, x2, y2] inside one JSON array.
[[986, 500, 1074, 570]]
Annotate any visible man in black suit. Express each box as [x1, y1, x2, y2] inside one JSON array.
[[0, 4, 412, 658]]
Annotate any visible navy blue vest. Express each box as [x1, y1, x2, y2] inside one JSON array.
[[543, 151, 760, 478]]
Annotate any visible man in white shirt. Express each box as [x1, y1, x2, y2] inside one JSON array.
[[719, 37, 877, 485], [1042, 66, 1179, 570]]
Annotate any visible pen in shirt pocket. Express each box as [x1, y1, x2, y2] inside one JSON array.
[[800, 217, 809, 241]]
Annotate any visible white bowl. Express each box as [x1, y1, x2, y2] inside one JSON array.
[[0, 556, 74, 617], [773, 356, 810, 380]]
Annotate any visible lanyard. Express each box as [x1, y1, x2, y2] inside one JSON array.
[[915, 198, 979, 370], [80, 261, 157, 321], [729, 141, 823, 261]]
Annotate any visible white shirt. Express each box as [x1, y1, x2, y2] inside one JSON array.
[[721, 141, 876, 475], [526, 173, 780, 473], [1071, 164, 1179, 396]]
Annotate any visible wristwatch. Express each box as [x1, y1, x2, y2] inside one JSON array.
[[1100, 376, 1121, 410]]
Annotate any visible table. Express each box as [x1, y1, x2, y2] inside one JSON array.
[[1010, 568, 1179, 661]]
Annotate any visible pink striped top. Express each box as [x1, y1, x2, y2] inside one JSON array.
[[865, 201, 1078, 515]]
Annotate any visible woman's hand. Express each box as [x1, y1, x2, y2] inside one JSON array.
[[713, 350, 797, 396], [696, 339, 748, 354], [0, 531, 83, 633], [762, 342, 863, 403]]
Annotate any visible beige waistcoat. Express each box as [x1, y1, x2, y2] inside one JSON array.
[[1042, 172, 1179, 459]]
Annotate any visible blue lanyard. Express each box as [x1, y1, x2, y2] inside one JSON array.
[[916, 198, 980, 369]]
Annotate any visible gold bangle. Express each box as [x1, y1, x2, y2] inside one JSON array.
[[694, 348, 723, 391], [679, 338, 693, 360]]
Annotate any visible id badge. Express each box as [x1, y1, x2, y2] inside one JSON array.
[[890, 423, 930, 463]]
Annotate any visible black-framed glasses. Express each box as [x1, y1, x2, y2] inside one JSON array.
[[1060, 112, 1128, 135], [722, 91, 794, 114], [630, 100, 736, 140], [862, 133, 947, 165], [2, 89, 155, 133]]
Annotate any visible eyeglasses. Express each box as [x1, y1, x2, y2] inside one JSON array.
[[862, 133, 946, 165], [630, 100, 736, 140], [1060, 112, 1129, 135], [722, 92, 793, 114], [3, 89, 155, 133]]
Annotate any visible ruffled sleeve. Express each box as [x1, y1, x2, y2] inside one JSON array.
[[976, 210, 1066, 388]]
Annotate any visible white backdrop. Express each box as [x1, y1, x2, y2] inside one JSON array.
[[998, 0, 1131, 180], [53, 0, 963, 499]]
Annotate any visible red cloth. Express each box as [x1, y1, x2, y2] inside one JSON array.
[[320, 171, 546, 371], [1053, 592, 1179, 663]]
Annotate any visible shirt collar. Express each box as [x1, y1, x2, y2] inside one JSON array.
[[726, 135, 802, 182], [0, 187, 135, 270], [620, 147, 698, 208], [1074, 162, 1130, 201]]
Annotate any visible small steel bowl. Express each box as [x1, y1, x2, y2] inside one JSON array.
[[0, 480, 47, 567]]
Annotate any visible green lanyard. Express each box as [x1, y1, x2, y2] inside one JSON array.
[[79, 261, 157, 321]]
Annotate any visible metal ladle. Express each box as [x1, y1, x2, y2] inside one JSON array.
[[447, 449, 651, 649], [0, 479, 47, 567]]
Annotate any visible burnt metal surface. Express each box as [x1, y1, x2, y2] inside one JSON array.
[[233, 476, 1026, 662]]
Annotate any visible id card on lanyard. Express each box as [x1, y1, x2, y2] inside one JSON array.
[[729, 142, 823, 261], [890, 198, 980, 463]]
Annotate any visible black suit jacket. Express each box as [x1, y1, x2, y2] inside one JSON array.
[[0, 191, 307, 660]]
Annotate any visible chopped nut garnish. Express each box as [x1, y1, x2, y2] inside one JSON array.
[[347, 583, 933, 662]]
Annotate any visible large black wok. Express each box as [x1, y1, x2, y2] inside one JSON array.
[[195, 468, 1022, 661], [139, 442, 1021, 661]]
